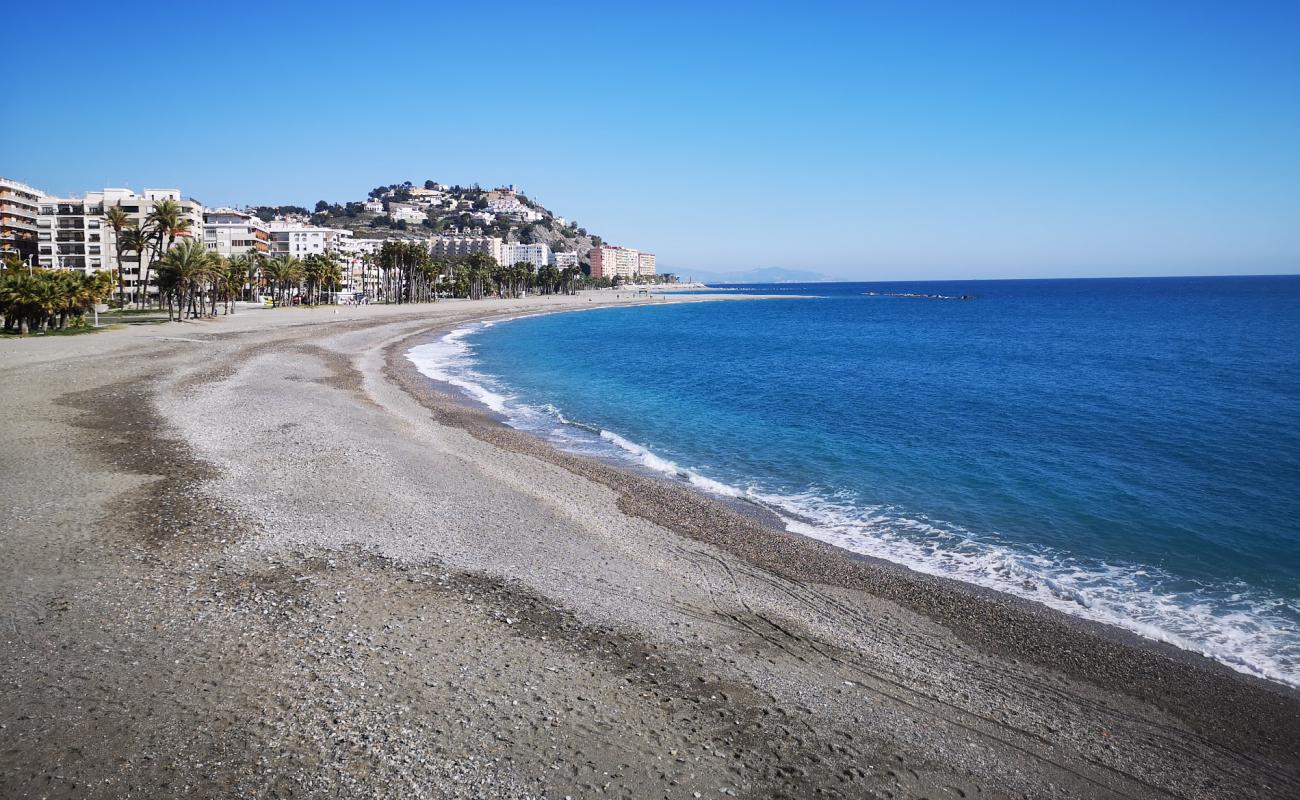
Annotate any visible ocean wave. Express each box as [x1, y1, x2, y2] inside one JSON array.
[[406, 322, 1299, 688]]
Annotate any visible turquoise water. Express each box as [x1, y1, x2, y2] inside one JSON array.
[[408, 277, 1300, 686]]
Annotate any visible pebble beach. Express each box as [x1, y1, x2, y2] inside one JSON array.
[[2, 293, 1297, 799]]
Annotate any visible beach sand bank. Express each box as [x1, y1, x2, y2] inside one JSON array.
[[1, 293, 1296, 799]]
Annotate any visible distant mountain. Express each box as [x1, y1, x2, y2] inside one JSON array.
[[678, 266, 836, 284]]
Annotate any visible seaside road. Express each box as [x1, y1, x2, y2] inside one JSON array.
[[1, 296, 1297, 799]]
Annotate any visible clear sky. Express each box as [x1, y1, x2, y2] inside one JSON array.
[[4, 1, 1298, 279]]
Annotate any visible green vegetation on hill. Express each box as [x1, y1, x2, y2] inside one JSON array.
[[304, 179, 604, 267]]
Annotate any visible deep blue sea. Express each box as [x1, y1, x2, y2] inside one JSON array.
[[408, 276, 1300, 686]]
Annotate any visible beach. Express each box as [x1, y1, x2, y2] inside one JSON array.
[[1, 293, 1297, 800]]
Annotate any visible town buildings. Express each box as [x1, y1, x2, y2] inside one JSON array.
[[1, 177, 43, 262], [268, 221, 352, 259], [36, 188, 203, 298], [589, 245, 656, 279], [203, 208, 269, 258], [484, 186, 542, 222], [500, 242, 552, 269], [335, 237, 384, 298], [430, 232, 503, 262], [551, 251, 579, 269]]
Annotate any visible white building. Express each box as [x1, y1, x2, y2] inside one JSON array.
[[500, 242, 551, 269], [268, 221, 352, 259], [430, 233, 503, 263], [37, 188, 203, 298], [363, 200, 384, 213], [551, 251, 579, 269], [588, 245, 641, 279], [486, 196, 542, 222], [203, 208, 269, 259], [389, 206, 426, 225], [335, 237, 385, 298], [637, 252, 657, 276], [1, 176, 43, 262]]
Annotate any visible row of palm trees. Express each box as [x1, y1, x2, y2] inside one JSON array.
[[0, 260, 115, 335], [154, 244, 345, 320], [438, 253, 582, 300]]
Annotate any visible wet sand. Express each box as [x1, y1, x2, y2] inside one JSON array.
[[1, 294, 1296, 799]]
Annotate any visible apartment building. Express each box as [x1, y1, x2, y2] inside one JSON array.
[[1, 177, 43, 262], [36, 188, 202, 298], [389, 205, 427, 225], [588, 245, 641, 279], [551, 251, 579, 269], [203, 208, 269, 258], [637, 251, 657, 276], [335, 237, 385, 298], [268, 221, 352, 259], [430, 233, 503, 262], [500, 241, 551, 269]]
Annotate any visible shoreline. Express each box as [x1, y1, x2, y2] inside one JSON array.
[[3, 293, 1297, 798], [388, 309, 1300, 725], [402, 305, 1300, 695]]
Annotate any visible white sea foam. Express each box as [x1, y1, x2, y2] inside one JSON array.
[[406, 322, 1300, 689]]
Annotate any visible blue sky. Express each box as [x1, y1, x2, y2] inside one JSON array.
[[4, 1, 1298, 279]]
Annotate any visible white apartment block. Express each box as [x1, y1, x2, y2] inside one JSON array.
[[486, 197, 543, 222], [588, 245, 642, 279], [268, 222, 352, 259], [1, 176, 43, 262], [37, 188, 202, 297], [637, 252, 657, 275], [203, 208, 269, 258], [500, 242, 551, 269], [335, 237, 385, 298], [551, 251, 579, 268], [430, 233, 503, 263], [389, 205, 426, 225]]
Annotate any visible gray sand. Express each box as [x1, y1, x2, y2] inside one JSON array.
[[2, 294, 1297, 799]]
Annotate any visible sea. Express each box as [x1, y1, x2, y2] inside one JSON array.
[[407, 276, 1300, 687]]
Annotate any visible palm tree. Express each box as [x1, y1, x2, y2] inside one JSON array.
[[262, 255, 304, 306], [156, 239, 215, 321], [102, 204, 131, 308], [224, 254, 255, 311], [118, 224, 150, 307], [303, 253, 343, 305], [142, 200, 191, 308]]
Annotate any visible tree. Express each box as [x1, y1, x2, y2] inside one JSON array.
[[118, 225, 150, 307], [315, 200, 330, 213], [424, 180, 436, 190], [262, 255, 304, 306], [0, 265, 114, 335], [142, 199, 191, 309], [303, 253, 343, 305], [463, 252, 496, 301], [155, 239, 216, 321], [102, 204, 131, 307]]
